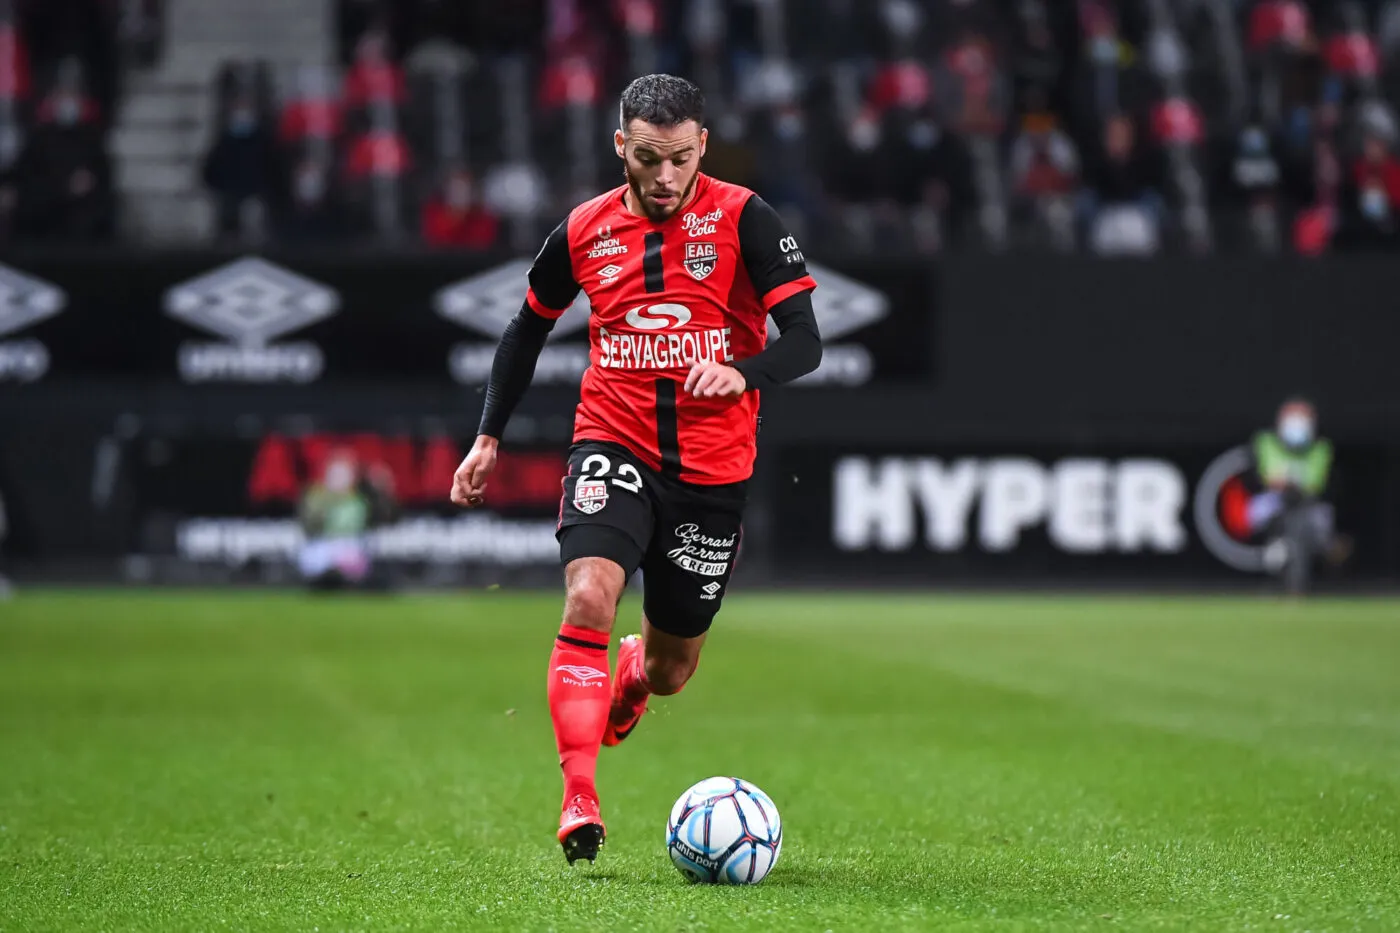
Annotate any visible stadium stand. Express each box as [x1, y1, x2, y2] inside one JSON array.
[[13, 0, 1400, 256], [0, 0, 124, 244]]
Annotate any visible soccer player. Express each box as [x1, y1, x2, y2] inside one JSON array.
[[449, 74, 821, 864]]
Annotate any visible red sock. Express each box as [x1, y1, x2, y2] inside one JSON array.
[[548, 624, 611, 802]]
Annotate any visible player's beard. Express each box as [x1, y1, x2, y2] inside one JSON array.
[[625, 165, 698, 222]]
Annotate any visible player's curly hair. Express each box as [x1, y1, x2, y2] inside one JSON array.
[[619, 74, 705, 132]]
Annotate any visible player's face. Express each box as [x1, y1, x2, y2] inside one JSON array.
[[616, 120, 708, 221]]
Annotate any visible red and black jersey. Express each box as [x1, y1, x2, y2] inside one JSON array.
[[525, 174, 816, 485]]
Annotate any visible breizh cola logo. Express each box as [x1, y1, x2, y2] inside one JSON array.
[[0, 263, 66, 382], [164, 258, 339, 383]]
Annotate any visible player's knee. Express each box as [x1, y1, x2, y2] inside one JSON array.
[[562, 564, 623, 633], [563, 585, 617, 633], [643, 654, 696, 696]]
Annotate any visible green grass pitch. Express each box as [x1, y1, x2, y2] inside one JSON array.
[[1, 591, 1398, 932]]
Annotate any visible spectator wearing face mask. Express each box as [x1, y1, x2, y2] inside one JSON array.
[[829, 109, 883, 204], [201, 94, 282, 239], [13, 85, 112, 240], [1336, 112, 1400, 251], [890, 109, 973, 249], [421, 167, 499, 249], [874, 0, 928, 59], [751, 101, 822, 229], [825, 109, 910, 251], [1222, 125, 1282, 203], [1214, 123, 1286, 250], [1010, 0, 1064, 117], [1071, 3, 1152, 146], [1080, 113, 1163, 255]]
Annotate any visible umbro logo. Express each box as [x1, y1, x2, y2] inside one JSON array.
[[773, 263, 887, 343], [166, 257, 338, 346], [435, 261, 591, 339], [434, 261, 593, 387], [0, 264, 64, 339], [700, 582, 722, 600], [598, 263, 624, 285], [164, 257, 338, 383], [557, 664, 608, 685], [0, 263, 66, 382]]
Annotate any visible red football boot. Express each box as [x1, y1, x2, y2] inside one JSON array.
[[602, 634, 649, 747], [558, 793, 605, 864]]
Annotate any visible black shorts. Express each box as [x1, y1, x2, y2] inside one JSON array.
[[557, 440, 746, 639]]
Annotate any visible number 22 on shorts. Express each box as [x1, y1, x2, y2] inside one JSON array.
[[572, 453, 643, 515]]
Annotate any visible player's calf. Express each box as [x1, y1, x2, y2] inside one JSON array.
[[641, 652, 697, 696], [604, 619, 703, 747], [602, 641, 694, 746], [637, 610, 706, 695]]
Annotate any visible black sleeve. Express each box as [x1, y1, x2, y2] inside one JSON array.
[[476, 220, 579, 438], [527, 218, 581, 313], [733, 194, 821, 390], [476, 302, 557, 438], [737, 193, 816, 303], [733, 289, 822, 391]]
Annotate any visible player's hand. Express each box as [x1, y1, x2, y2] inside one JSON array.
[[451, 435, 498, 508], [684, 361, 747, 400]]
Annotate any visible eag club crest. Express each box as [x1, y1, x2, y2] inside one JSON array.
[[573, 480, 609, 515], [684, 242, 718, 281]]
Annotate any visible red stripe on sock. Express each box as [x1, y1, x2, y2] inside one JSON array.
[[557, 623, 609, 650]]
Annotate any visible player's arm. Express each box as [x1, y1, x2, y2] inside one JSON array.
[[733, 290, 821, 391], [686, 195, 821, 398], [452, 220, 580, 507]]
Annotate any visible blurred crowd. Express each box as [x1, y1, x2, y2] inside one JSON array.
[[202, 0, 1400, 255], [0, 0, 161, 244], [8, 0, 1400, 255]]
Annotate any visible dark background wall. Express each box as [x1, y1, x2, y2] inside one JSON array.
[[1, 252, 1395, 585]]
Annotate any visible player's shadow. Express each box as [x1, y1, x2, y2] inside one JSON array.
[[751, 868, 816, 889], [577, 868, 816, 890], [573, 869, 626, 882], [575, 870, 676, 888]]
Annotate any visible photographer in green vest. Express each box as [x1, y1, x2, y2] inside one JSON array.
[[1248, 398, 1348, 592], [297, 447, 397, 591]]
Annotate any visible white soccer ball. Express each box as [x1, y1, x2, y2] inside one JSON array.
[[665, 776, 783, 885]]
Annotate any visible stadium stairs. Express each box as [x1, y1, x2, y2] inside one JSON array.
[[112, 0, 334, 243]]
